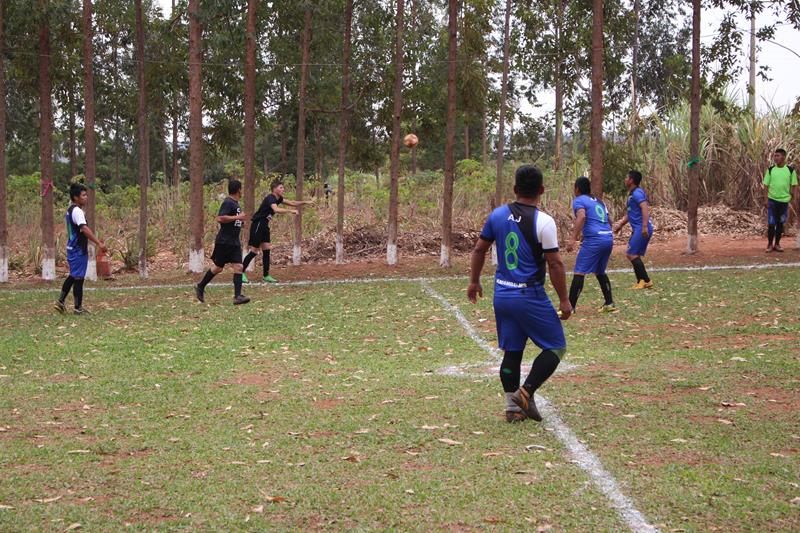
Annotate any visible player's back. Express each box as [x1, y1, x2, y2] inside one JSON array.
[[573, 195, 612, 241]]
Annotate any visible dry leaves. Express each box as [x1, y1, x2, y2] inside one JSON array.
[[437, 438, 463, 446]]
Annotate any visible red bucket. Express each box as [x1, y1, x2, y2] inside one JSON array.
[[96, 249, 111, 279]]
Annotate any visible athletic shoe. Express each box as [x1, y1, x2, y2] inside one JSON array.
[[505, 410, 527, 423], [74, 307, 90, 315], [510, 387, 543, 422], [54, 301, 66, 314], [195, 284, 205, 303], [631, 280, 646, 290], [765, 246, 773, 253], [262, 275, 278, 283], [241, 272, 249, 283], [598, 303, 618, 313], [233, 295, 251, 305], [642, 280, 654, 289], [773, 245, 784, 252]]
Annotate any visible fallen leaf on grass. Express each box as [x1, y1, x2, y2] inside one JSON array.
[[514, 470, 535, 475], [34, 496, 62, 504], [252, 505, 264, 513], [420, 425, 440, 430], [0, 505, 14, 510], [404, 489, 415, 495], [354, 429, 370, 434], [622, 414, 637, 419], [67, 450, 90, 454], [790, 497, 800, 506], [770, 453, 786, 458], [437, 438, 463, 446], [716, 419, 734, 425], [64, 524, 81, 531], [265, 496, 288, 503], [537, 525, 553, 532], [482, 452, 503, 457], [525, 444, 549, 451], [341, 455, 361, 463], [720, 402, 746, 408], [601, 403, 615, 407], [670, 438, 688, 443], [729, 357, 747, 362]]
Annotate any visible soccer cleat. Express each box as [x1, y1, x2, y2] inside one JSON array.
[[74, 307, 89, 315], [54, 301, 66, 314], [505, 410, 527, 423], [631, 280, 646, 290], [773, 245, 784, 252], [195, 284, 205, 303], [510, 387, 543, 422], [765, 246, 773, 253], [598, 303, 618, 313], [262, 275, 278, 283], [233, 295, 251, 305], [241, 272, 249, 283], [642, 280, 654, 289]]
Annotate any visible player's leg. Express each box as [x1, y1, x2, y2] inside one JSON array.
[[262, 226, 277, 283], [568, 273, 585, 310], [70, 252, 89, 313], [774, 202, 787, 251], [595, 241, 615, 311], [231, 261, 250, 304], [196, 249, 225, 302], [494, 296, 528, 422], [56, 275, 74, 313], [571, 244, 593, 309], [766, 200, 776, 252], [243, 221, 264, 282]]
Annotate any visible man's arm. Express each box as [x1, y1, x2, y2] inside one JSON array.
[[568, 209, 586, 251], [80, 225, 107, 252], [467, 237, 492, 303], [283, 199, 314, 207], [613, 214, 629, 233], [639, 201, 650, 237], [544, 251, 572, 320], [217, 213, 247, 223], [272, 205, 299, 215]]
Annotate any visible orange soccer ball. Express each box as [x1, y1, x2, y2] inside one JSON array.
[[403, 133, 419, 148]]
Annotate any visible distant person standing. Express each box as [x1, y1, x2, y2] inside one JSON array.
[[566, 176, 615, 311], [195, 180, 250, 305], [55, 183, 107, 315], [613, 170, 654, 289], [763, 148, 797, 252]]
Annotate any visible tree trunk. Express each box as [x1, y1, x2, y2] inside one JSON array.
[[172, 113, 179, 186], [244, 0, 257, 239], [161, 120, 168, 181], [411, 115, 417, 175], [387, 0, 404, 266], [630, 0, 639, 144], [188, 0, 204, 272], [495, 0, 511, 209], [464, 120, 469, 160], [68, 93, 77, 179], [0, 0, 7, 282], [553, 0, 565, 171], [293, 8, 312, 265], [481, 106, 487, 167], [589, 0, 604, 197], [747, 2, 756, 115], [135, 0, 148, 278], [39, 0, 55, 280], [82, 0, 97, 280], [687, 0, 701, 253], [441, 0, 457, 267], [314, 123, 323, 198], [336, 0, 353, 264]]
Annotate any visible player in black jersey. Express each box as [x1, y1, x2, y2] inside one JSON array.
[[241, 180, 311, 283], [195, 180, 250, 305]]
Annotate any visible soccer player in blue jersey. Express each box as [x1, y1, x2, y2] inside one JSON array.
[[55, 183, 107, 315], [565, 176, 615, 312], [468, 165, 572, 423], [613, 170, 653, 289]]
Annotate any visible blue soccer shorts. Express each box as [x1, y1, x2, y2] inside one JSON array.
[[767, 199, 789, 225], [493, 285, 566, 352], [575, 239, 613, 275], [627, 225, 652, 257], [67, 249, 88, 279]]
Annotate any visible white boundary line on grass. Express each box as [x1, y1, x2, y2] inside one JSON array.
[[420, 280, 659, 533], [1, 260, 798, 295]]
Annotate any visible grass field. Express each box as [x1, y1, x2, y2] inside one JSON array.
[[1, 267, 798, 531]]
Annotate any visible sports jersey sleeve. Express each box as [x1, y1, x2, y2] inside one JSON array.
[[71, 206, 87, 227], [572, 197, 585, 215], [632, 188, 647, 205], [218, 199, 235, 217], [538, 216, 559, 252], [267, 196, 280, 209], [479, 216, 494, 242], [763, 169, 771, 185], [792, 170, 798, 186]]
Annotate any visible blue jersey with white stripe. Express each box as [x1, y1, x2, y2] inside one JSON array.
[[572, 195, 613, 242]]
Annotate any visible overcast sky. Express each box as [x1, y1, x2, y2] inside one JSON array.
[[154, 1, 799, 116]]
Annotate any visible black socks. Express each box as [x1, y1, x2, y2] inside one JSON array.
[[768, 225, 775, 247], [233, 273, 243, 297], [596, 273, 613, 305], [262, 249, 270, 277], [568, 275, 585, 309], [59, 276, 75, 303], [198, 269, 216, 289], [775, 221, 784, 246], [500, 350, 523, 392], [522, 350, 561, 396], [630, 257, 650, 283], [73, 279, 84, 309], [242, 251, 257, 271]]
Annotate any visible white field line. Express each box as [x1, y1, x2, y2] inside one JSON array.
[[2, 260, 798, 295], [420, 280, 659, 533]]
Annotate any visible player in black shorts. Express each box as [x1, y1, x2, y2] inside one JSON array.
[[241, 180, 311, 283], [195, 179, 251, 305]]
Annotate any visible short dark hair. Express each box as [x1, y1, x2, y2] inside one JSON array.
[[270, 179, 283, 191], [775, 148, 787, 156], [69, 183, 87, 201], [515, 165, 543, 197], [228, 179, 242, 195], [627, 170, 643, 185], [575, 176, 591, 195]]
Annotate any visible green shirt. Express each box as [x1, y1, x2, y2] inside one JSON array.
[[763, 165, 798, 203]]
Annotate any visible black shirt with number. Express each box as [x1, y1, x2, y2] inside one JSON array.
[[215, 197, 243, 245], [251, 194, 283, 223]]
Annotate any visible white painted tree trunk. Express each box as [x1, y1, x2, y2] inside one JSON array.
[[386, 242, 397, 265], [686, 234, 697, 254], [41, 248, 55, 280], [335, 235, 344, 264], [292, 245, 301, 265], [86, 243, 97, 281], [439, 243, 450, 267], [188, 247, 204, 273], [0, 246, 8, 282], [491, 242, 498, 266]]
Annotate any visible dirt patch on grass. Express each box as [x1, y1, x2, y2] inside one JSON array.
[[742, 386, 800, 415], [635, 448, 717, 468], [220, 372, 275, 387], [313, 399, 343, 410], [125, 508, 179, 526]]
